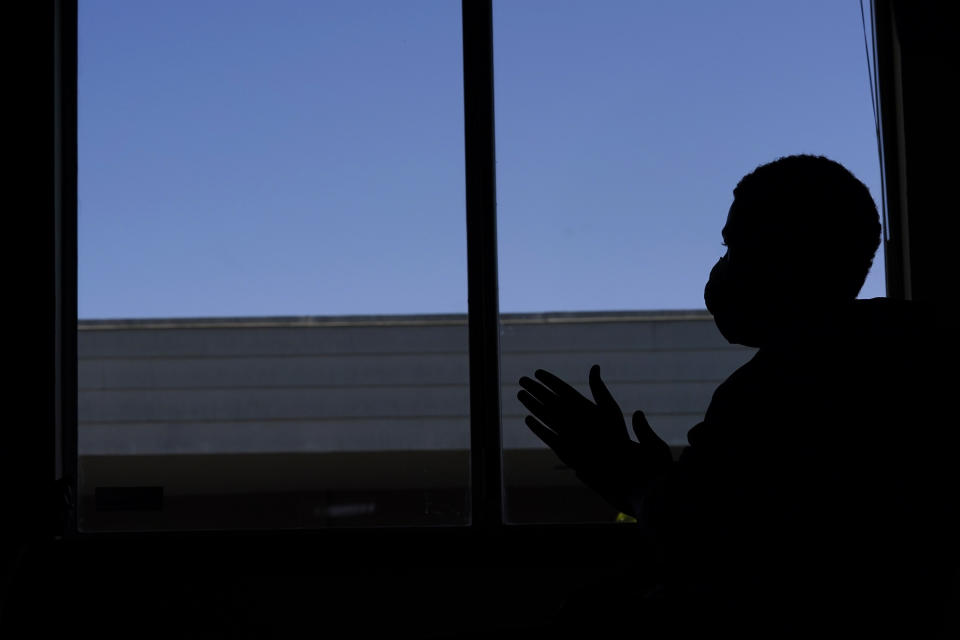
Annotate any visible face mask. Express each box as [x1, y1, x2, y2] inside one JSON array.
[[704, 256, 766, 348]]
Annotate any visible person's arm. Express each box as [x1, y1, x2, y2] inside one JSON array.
[[517, 365, 674, 517]]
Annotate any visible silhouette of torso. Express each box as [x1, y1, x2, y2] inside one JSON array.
[[637, 298, 957, 637]]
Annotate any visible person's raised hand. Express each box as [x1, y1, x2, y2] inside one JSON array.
[[518, 365, 628, 464], [518, 365, 672, 515]]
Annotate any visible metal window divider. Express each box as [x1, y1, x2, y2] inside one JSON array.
[[462, 0, 504, 531]]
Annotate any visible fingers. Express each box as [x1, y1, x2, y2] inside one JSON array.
[[519, 368, 608, 449], [524, 415, 561, 451], [532, 368, 587, 402], [519, 370, 591, 425], [525, 416, 577, 468], [631, 411, 672, 465], [631, 409, 656, 441], [588, 364, 620, 415], [518, 375, 556, 405], [517, 377, 565, 425], [517, 388, 552, 427]]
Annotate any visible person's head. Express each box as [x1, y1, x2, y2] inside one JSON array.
[[704, 154, 881, 347]]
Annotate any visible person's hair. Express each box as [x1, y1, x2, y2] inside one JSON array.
[[733, 154, 881, 300]]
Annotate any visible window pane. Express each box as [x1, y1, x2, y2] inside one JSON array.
[[495, 1, 885, 522], [78, 0, 468, 530]]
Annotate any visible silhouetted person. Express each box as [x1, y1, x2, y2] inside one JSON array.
[[518, 155, 957, 638]]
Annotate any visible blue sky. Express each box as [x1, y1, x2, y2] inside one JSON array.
[[78, 1, 885, 319]]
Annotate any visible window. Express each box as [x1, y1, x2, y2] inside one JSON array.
[[64, 1, 887, 533], [76, 0, 470, 530], [493, 0, 886, 522]]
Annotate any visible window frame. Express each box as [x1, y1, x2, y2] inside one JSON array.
[[38, 0, 922, 566]]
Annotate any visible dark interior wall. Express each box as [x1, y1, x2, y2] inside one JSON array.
[[3, 0, 59, 580], [881, 1, 957, 302], [2, 2, 57, 632]]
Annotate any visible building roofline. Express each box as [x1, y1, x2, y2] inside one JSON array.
[[78, 309, 713, 331]]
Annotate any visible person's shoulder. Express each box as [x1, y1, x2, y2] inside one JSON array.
[[709, 349, 765, 398], [692, 350, 765, 443], [848, 297, 948, 334], [846, 297, 953, 357], [847, 298, 952, 409]]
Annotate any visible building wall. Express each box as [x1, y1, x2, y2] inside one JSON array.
[[76, 311, 754, 528], [79, 311, 753, 455]]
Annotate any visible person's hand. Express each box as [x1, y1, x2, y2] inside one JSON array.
[[518, 365, 672, 515]]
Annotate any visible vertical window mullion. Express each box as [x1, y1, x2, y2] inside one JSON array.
[[56, 0, 79, 537], [462, 0, 502, 529], [873, 0, 909, 300]]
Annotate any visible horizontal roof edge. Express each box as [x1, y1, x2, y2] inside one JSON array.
[[78, 309, 713, 331]]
